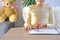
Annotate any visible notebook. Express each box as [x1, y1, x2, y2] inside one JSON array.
[[29, 29, 60, 34]]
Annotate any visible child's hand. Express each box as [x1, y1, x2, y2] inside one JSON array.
[[39, 23, 47, 28], [24, 24, 32, 31], [36, 23, 47, 29]]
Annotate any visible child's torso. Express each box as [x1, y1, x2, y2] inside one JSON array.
[[29, 5, 50, 25]]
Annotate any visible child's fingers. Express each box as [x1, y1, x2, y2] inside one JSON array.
[[31, 27, 36, 29], [28, 26, 31, 31], [24, 27, 28, 31], [36, 26, 39, 29], [24, 26, 31, 31], [42, 24, 47, 28], [39, 24, 47, 28], [36, 23, 41, 29]]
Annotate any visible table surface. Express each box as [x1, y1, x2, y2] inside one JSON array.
[[0, 27, 60, 40]]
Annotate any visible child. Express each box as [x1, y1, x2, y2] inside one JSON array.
[[24, 0, 55, 31]]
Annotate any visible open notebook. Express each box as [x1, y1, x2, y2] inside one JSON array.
[[29, 29, 60, 34]]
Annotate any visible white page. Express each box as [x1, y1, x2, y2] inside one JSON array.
[[29, 29, 59, 34]]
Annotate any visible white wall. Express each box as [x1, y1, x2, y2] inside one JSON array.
[[45, 0, 60, 7], [0, 0, 60, 27]]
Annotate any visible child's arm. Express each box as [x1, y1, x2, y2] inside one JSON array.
[[24, 6, 32, 31], [48, 6, 55, 28]]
